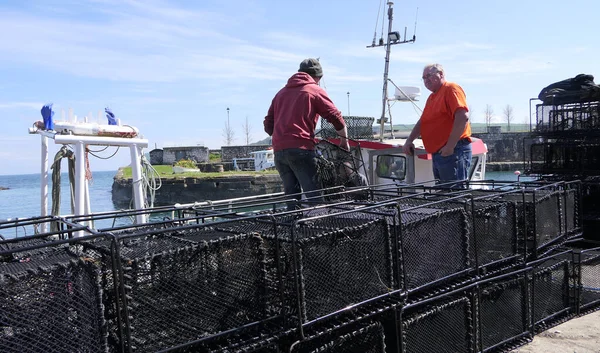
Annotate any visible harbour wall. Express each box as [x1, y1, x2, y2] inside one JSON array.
[[112, 173, 283, 206]]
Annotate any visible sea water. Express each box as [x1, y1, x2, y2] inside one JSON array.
[[0, 170, 118, 221]]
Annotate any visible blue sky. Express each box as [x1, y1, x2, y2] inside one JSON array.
[[1, 0, 598, 175]]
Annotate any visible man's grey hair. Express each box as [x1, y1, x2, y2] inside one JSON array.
[[424, 63, 444, 74]]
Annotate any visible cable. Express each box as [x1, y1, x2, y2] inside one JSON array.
[[88, 146, 120, 160]]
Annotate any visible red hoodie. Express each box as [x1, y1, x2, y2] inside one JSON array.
[[264, 72, 345, 151]]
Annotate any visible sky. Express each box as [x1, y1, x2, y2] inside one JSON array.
[[1, 0, 598, 175]]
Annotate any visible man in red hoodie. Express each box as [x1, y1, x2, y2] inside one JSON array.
[[264, 58, 349, 209]]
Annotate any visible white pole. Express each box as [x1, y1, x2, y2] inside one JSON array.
[[41, 135, 49, 232], [74, 142, 86, 215], [71, 141, 87, 237], [84, 179, 93, 229], [130, 144, 147, 224]]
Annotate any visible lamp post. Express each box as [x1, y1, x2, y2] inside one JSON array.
[[226, 107, 230, 127], [347, 92, 350, 116]]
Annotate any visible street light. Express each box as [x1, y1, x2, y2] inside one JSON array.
[[347, 92, 350, 115], [226, 107, 230, 127]]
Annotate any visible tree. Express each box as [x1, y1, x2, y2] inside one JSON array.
[[223, 121, 235, 146], [504, 104, 515, 131], [242, 116, 252, 145], [484, 104, 494, 131], [503, 104, 514, 132]]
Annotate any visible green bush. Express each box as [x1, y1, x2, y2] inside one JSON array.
[[174, 159, 197, 169], [209, 152, 221, 162]]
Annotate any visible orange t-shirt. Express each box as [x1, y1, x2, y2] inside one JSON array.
[[420, 81, 471, 153]]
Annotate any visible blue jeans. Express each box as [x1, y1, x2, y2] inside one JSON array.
[[275, 148, 322, 209], [432, 139, 472, 186]]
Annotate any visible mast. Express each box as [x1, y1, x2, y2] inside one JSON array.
[[367, 1, 416, 141]]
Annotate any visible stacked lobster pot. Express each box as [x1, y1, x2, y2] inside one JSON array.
[[526, 93, 600, 241], [0, 217, 109, 353], [1, 175, 599, 352]]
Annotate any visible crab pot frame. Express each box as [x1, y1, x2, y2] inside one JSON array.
[[79, 218, 286, 353], [400, 285, 477, 353], [0, 224, 114, 353], [527, 250, 577, 333], [574, 247, 600, 315], [475, 268, 531, 353]]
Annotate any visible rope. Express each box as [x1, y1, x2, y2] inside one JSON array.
[[50, 146, 76, 231], [141, 154, 162, 209]]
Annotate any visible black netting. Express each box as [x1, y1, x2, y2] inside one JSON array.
[[563, 188, 579, 234], [291, 321, 386, 353], [577, 249, 600, 313], [534, 192, 564, 250], [401, 295, 474, 353], [315, 141, 368, 199], [477, 273, 529, 352], [319, 116, 375, 140], [469, 188, 567, 260], [400, 207, 471, 291], [292, 218, 393, 322], [535, 101, 600, 135], [81, 227, 277, 353], [472, 200, 520, 271], [528, 140, 600, 175], [0, 246, 107, 353], [530, 252, 575, 332]]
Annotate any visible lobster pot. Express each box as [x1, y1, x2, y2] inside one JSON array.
[[400, 289, 475, 353], [84, 225, 277, 353], [0, 243, 107, 353], [581, 179, 600, 241], [290, 321, 386, 353], [535, 100, 600, 134], [472, 188, 573, 260], [528, 250, 576, 333], [270, 216, 394, 324], [399, 205, 472, 291], [320, 116, 375, 140], [528, 140, 600, 175], [576, 247, 600, 314], [476, 270, 531, 353], [471, 199, 522, 272]]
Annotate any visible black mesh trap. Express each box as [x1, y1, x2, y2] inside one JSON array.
[[476, 270, 531, 353], [315, 140, 368, 199], [401, 288, 475, 353], [535, 100, 600, 135], [528, 139, 600, 175], [289, 217, 394, 323], [575, 247, 600, 314], [528, 250, 576, 333], [0, 243, 108, 353], [398, 204, 472, 292], [81, 223, 279, 353], [319, 116, 375, 140]]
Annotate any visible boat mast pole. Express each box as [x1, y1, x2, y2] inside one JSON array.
[[379, 1, 394, 141], [367, 1, 416, 141]]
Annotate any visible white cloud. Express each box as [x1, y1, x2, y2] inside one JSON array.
[[0, 102, 45, 109]]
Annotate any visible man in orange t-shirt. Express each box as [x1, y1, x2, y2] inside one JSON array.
[[402, 64, 472, 185]]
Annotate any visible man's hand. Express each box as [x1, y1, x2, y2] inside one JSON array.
[[402, 141, 415, 156], [439, 143, 455, 157], [339, 138, 350, 151]]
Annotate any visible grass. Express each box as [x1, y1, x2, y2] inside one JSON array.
[[118, 165, 279, 179]]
